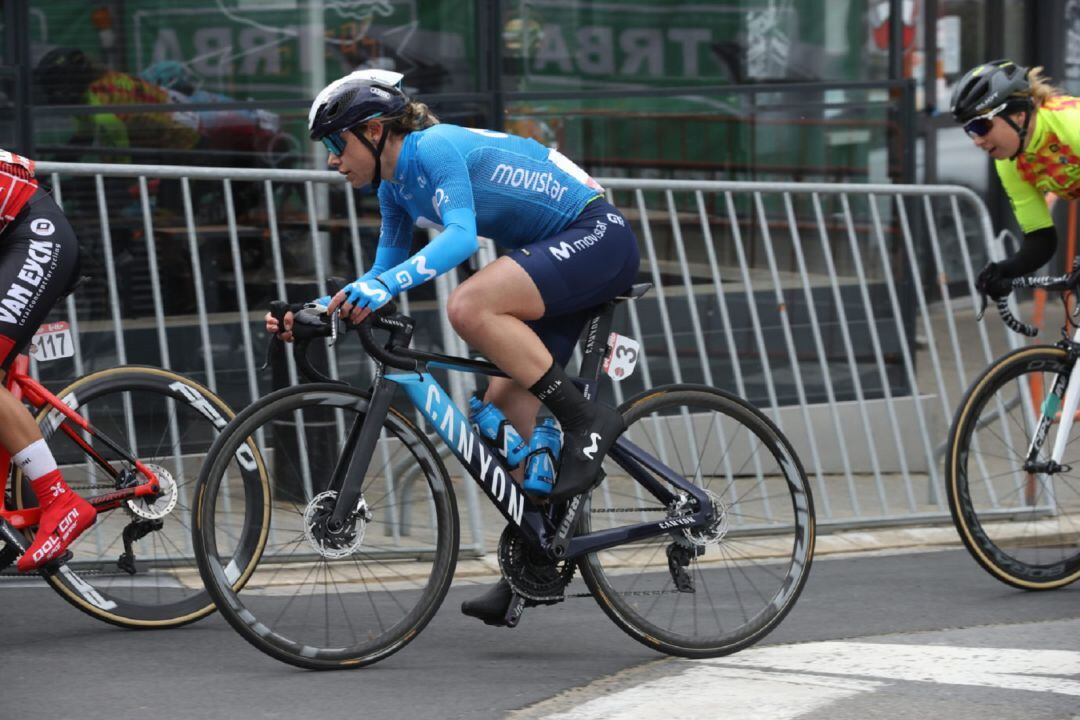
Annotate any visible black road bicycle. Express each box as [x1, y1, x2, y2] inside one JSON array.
[[192, 282, 815, 669], [947, 260, 1080, 589]]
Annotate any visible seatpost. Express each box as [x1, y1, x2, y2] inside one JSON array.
[[577, 301, 617, 400]]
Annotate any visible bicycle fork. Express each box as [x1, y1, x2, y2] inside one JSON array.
[[325, 371, 396, 531], [1022, 354, 1078, 507]]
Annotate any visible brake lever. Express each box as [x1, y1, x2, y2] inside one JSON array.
[[260, 334, 282, 371], [328, 308, 340, 347], [975, 292, 988, 322]]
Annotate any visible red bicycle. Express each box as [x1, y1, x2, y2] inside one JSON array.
[[0, 321, 270, 627]]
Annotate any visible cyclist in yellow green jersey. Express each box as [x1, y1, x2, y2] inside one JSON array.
[[951, 59, 1080, 297]]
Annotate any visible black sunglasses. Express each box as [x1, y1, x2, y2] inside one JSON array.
[[963, 103, 1008, 138]]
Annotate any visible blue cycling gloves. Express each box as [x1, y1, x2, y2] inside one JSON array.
[[343, 276, 393, 311]]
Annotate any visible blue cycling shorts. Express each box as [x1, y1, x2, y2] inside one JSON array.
[[510, 199, 640, 366]]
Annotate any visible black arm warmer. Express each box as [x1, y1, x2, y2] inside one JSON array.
[[997, 226, 1058, 278]]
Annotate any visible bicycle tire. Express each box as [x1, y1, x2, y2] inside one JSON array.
[[13, 365, 269, 627], [579, 384, 815, 658], [946, 345, 1080, 589], [193, 383, 458, 670]]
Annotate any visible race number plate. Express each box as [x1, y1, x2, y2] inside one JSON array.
[[30, 321, 75, 362], [603, 332, 640, 381]]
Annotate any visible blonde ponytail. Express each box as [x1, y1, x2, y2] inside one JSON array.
[[1026, 66, 1062, 105], [386, 100, 439, 135]]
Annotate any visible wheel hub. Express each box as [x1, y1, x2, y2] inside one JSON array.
[[671, 489, 730, 549], [303, 490, 370, 559], [126, 464, 179, 520]]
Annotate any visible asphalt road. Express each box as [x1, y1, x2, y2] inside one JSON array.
[[2, 546, 1078, 720]]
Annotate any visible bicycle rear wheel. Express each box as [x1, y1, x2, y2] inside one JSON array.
[[946, 345, 1080, 589], [193, 383, 458, 670], [12, 366, 269, 627], [579, 384, 815, 658]]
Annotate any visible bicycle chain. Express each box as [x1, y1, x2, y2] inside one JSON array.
[[565, 589, 682, 599]]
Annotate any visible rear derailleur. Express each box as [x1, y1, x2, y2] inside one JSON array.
[[117, 517, 164, 575], [666, 542, 704, 593]]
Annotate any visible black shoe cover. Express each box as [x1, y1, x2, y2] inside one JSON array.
[[461, 578, 514, 626], [549, 403, 624, 502]]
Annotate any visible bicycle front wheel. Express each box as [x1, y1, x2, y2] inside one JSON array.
[[193, 383, 458, 670], [579, 384, 815, 658], [13, 366, 269, 628], [947, 345, 1080, 589]]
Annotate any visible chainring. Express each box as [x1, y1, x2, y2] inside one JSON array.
[[0, 542, 17, 572], [497, 524, 575, 603]]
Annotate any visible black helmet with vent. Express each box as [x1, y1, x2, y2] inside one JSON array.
[[308, 70, 408, 141], [950, 59, 1031, 123], [950, 59, 1034, 159], [308, 70, 408, 190]]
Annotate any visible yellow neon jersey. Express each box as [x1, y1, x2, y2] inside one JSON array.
[[996, 95, 1080, 233]]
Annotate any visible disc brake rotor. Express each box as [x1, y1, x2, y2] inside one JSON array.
[[126, 464, 179, 520], [303, 490, 369, 560], [679, 488, 730, 548]]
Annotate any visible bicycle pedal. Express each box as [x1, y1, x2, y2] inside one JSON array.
[[503, 592, 527, 628], [39, 551, 74, 577]]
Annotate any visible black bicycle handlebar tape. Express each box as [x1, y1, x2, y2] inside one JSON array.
[[268, 300, 290, 331], [996, 296, 1038, 337], [355, 303, 419, 371], [290, 309, 339, 383], [291, 307, 333, 341]]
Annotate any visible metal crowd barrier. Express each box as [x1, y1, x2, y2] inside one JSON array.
[[30, 161, 1020, 559]]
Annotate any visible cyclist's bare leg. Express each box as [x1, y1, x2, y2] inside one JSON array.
[[484, 378, 541, 443], [451, 257, 623, 624], [446, 256, 550, 386], [448, 255, 622, 495], [0, 368, 97, 571], [0, 369, 45, 453]]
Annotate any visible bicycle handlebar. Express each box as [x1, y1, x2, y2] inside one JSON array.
[[981, 259, 1080, 338], [265, 291, 418, 382], [991, 294, 1039, 337]]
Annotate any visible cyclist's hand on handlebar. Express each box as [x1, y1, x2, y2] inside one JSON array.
[[328, 277, 392, 324], [265, 310, 295, 343], [976, 261, 1013, 300]]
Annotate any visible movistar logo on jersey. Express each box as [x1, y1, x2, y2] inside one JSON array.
[[490, 163, 569, 202]]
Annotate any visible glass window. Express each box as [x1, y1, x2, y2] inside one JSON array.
[[500, 0, 897, 93], [939, 0, 985, 87], [1065, 0, 1080, 95], [28, 1, 480, 167], [1001, 0, 1028, 63]]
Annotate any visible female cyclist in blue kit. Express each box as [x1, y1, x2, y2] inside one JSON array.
[[266, 70, 640, 624]]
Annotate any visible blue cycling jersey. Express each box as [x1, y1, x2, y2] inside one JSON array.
[[361, 124, 604, 296]]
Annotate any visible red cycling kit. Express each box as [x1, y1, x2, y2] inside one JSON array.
[[0, 150, 81, 371]]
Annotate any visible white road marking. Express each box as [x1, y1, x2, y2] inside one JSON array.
[[541, 641, 1080, 720], [543, 666, 880, 720]]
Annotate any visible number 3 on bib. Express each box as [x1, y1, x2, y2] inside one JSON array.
[[603, 332, 640, 381]]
